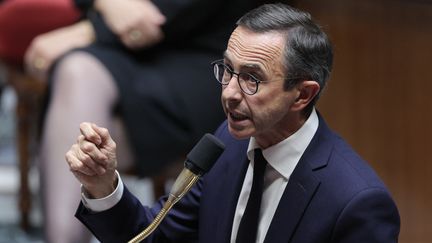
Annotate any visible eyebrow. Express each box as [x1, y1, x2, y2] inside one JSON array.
[[223, 52, 264, 71]]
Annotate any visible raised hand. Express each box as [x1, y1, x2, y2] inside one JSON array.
[[65, 122, 118, 198]]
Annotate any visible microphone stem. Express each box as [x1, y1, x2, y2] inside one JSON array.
[[128, 168, 200, 243]]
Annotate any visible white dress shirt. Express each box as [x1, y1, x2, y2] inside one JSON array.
[[81, 170, 124, 212], [82, 110, 319, 243], [230, 109, 318, 243]]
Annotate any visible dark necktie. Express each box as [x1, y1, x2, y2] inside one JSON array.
[[236, 149, 268, 243]]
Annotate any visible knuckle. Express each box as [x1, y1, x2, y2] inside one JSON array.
[[71, 143, 79, 151], [65, 151, 72, 161], [79, 122, 89, 129], [80, 141, 94, 153], [99, 127, 109, 136], [70, 163, 79, 171], [81, 153, 91, 163]]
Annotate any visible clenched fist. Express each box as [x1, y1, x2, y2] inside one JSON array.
[[65, 122, 118, 199]]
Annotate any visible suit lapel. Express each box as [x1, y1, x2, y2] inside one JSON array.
[[210, 114, 334, 243], [213, 140, 250, 243], [264, 160, 320, 243], [264, 114, 334, 243]]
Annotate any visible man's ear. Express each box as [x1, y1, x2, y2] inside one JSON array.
[[292, 80, 320, 111]]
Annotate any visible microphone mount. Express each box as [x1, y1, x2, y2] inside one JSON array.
[[128, 133, 225, 243]]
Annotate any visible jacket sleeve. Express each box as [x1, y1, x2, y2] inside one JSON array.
[[330, 188, 400, 243], [76, 180, 202, 242]]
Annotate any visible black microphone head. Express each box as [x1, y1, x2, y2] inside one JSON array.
[[185, 133, 225, 175]]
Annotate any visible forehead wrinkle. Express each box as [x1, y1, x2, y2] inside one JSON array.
[[227, 31, 284, 72]]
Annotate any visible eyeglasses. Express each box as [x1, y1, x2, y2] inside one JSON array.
[[211, 60, 265, 95]]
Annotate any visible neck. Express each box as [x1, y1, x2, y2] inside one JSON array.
[[255, 112, 308, 149]]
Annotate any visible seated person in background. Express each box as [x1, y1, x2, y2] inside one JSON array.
[[66, 3, 400, 243], [24, 0, 263, 242]]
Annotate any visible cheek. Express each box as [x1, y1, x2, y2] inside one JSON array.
[[251, 108, 271, 131], [247, 100, 268, 129], [251, 93, 293, 128]]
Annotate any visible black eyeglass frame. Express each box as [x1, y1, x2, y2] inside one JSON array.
[[211, 59, 304, 95], [211, 59, 270, 95]]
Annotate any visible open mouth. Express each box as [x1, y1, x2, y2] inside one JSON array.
[[229, 112, 248, 121]]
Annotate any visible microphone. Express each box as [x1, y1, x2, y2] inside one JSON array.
[[129, 133, 225, 243]]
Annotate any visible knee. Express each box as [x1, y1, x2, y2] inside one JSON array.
[[50, 50, 120, 101], [53, 51, 97, 81], [48, 50, 118, 108]]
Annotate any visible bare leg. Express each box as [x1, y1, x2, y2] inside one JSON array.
[[39, 51, 124, 243]]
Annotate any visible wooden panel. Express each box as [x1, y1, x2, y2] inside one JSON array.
[[291, 0, 432, 242]]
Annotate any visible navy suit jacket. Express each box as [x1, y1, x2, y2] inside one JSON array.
[[76, 115, 400, 243]]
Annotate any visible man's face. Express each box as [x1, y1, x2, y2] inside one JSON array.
[[221, 26, 302, 147]]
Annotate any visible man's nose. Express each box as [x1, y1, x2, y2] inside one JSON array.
[[222, 75, 242, 100]]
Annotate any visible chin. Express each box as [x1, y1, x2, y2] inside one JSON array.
[[227, 125, 253, 140]]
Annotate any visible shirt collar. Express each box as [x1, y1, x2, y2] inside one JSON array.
[[247, 108, 319, 179]]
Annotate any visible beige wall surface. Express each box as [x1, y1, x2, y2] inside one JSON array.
[[292, 0, 432, 242]]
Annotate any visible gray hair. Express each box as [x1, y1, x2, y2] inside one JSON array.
[[237, 3, 333, 114]]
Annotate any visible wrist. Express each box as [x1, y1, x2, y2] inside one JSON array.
[[80, 171, 124, 212], [84, 172, 118, 199]]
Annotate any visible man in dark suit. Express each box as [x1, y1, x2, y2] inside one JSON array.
[[66, 3, 400, 243]]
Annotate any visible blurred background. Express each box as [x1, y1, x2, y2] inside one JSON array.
[[0, 77, 43, 242], [295, 0, 432, 242], [1, 0, 431, 242], [0, 78, 153, 242]]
